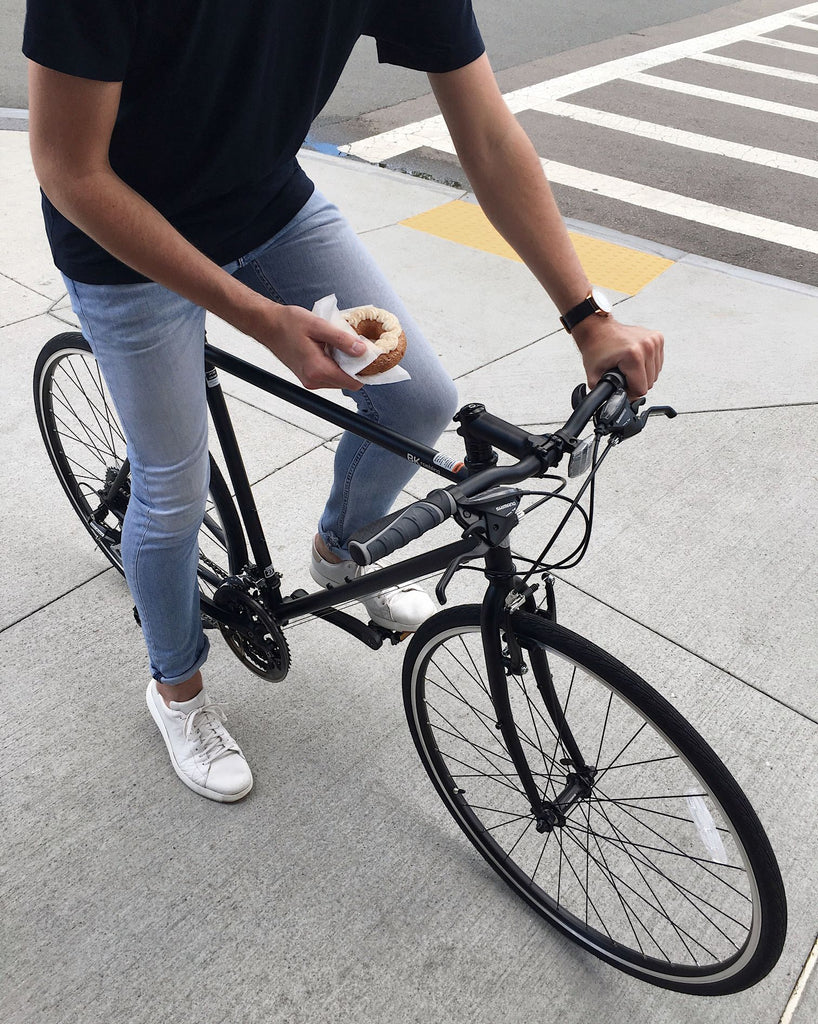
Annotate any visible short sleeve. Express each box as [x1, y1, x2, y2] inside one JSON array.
[[367, 0, 485, 74], [23, 0, 137, 82]]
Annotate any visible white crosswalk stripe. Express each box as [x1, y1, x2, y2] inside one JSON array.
[[343, 2, 818, 273], [623, 72, 818, 124], [749, 34, 818, 53], [527, 99, 818, 178], [690, 51, 818, 84]]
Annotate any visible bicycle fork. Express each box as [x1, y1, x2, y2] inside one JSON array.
[[479, 549, 596, 834]]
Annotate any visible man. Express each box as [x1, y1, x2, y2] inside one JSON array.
[[24, 1, 663, 803]]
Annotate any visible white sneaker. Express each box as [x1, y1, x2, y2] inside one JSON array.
[[310, 543, 436, 633], [146, 681, 253, 802]]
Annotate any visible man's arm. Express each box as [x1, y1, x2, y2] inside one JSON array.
[[429, 55, 663, 397], [27, 62, 365, 390]]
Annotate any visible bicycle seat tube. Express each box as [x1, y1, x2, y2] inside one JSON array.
[[205, 361, 281, 601]]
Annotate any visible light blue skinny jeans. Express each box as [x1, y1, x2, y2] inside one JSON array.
[[64, 189, 458, 684]]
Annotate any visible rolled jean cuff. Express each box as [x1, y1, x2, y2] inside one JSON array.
[[318, 528, 349, 561], [151, 634, 210, 686]]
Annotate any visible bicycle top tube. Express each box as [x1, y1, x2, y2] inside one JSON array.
[[204, 342, 468, 483]]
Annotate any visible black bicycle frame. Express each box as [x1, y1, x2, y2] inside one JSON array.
[[201, 341, 474, 624], [163, 340, 589, 804]]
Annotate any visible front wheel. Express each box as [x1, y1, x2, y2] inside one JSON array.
[[403, 605, 786, 994]]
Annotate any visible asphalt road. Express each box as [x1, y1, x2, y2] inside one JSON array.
[[317, 0, 818, 287]]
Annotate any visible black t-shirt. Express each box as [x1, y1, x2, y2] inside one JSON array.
[[23, 0, 484, 284]]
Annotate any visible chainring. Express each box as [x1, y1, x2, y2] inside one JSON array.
[[213, 579, 291, 682]]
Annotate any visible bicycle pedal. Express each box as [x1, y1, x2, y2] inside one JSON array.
[[368, 621, 411, 645]]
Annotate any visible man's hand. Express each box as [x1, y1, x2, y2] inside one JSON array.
[[252, 303, 367, 391], [571, 316, 664, 399]]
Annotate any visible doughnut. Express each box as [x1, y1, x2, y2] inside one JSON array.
[[342, 305, 407, 376]]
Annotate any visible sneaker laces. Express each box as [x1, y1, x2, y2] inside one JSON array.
[[182, 703, 238, 763]]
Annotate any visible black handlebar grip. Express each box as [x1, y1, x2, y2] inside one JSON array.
[[348, 489, 457, 566]]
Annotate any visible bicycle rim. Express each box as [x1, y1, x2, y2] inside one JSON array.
[[34, 334, 244, 597], [403, 605, 786, 993]]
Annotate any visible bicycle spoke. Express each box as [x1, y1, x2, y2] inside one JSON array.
[[591, 785, 750, 894], [430, 653, 567, 783], [407, 614, 780, 985], [552, 826, 616, 941], [52, 374, 122, 456], [594, 690, 614, 767], [560, 822, 722, 961], [510, 668, 564, 802], [573, 807, 745, 955], [583, 799, 704, 963], [583, 798, 651, 958], [51, 406, 118, 465], [581, 798, 751, 940]]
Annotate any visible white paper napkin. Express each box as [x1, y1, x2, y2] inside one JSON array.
[[312, 294, 411, 385]]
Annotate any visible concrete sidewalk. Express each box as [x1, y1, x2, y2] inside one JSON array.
[[1, 127, 816, 1024]]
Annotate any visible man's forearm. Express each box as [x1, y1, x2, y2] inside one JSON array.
[[455, 117, 592, 315], [40, 166, 270, 337]]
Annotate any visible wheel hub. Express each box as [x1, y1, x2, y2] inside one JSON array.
[[535, 767, 596, 832]]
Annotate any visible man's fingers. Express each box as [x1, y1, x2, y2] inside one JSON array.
[[327, 329, 366, 357], [309, 316, 366, 357], [298, 345, 363, 391], [617, 347, 650, 399], [619, 331, 664, 397]]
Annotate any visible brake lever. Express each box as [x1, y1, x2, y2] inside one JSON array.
[[596, 392, 677, 440], [635, 404, 678, 430], [435, 533, 489, 605]]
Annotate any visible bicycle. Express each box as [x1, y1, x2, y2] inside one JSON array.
[[33, 330, 787, 995]]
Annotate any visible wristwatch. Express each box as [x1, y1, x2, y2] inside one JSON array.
[[559, 287, 613, 334]]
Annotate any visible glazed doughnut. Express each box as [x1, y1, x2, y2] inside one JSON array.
[[342, 305, 407, 376]]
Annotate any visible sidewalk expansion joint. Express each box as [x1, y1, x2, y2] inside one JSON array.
[[356, 194, 470, 238], [0, 567, 113, 637], [509, 400, 818, 431], [554, 575, 818, 727], [0, 311, 55, 332], [452, 333, 554, 382], [780, 932, 818, 1024], [0, 268, 59, 305], [225, 436, 334, 493], [668, 401, 818, 415]]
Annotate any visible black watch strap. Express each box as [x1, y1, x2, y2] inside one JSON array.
[[560, 294, 607, 334]]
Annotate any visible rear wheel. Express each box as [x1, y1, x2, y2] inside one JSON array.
[[33, 333, 247, 601], [403, 605, 786, 993]]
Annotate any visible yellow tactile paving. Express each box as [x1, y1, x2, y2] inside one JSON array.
[[400, 200, 673, 296]]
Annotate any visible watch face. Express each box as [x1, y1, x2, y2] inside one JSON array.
[[591, 287, 613, 314]]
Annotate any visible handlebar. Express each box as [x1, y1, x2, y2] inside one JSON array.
[[348, 489, 458, 565], [348, 370, 647, 566]]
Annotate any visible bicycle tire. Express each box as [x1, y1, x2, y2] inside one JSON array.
[[403, 605, 786, 994], [33, 333, 247, 599]]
